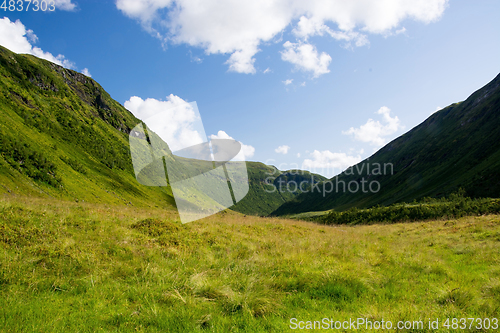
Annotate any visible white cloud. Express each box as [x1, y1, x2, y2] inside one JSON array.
[[188, 50, 203, 63], [116, 0, 173, 24], [302, 150, 362, 177], [116, 0, 449, 74], [263, 67, 271, 74], [395, 27, 407, 35], [282, 79, 293, 85], [292, 16, 369, 47], [297, 153, 301, 158], [25, 29, 38, 43], [209, 130, 255, 161], [382, 26, 408, 38], [275, 145, 290, 154], [0, 18, 75, 69], [225, 47, 258, 74], [292, 16, 325, 40], [81, 68, 91, 77], [342, 106, 404, 146], [191, 56, 202, 63], [281, 41, 331, 78], [53, 0, 77, 11], [124, 94, 206, 152], [126, 96, 255, 159]]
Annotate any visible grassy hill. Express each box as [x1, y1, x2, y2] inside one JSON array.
[[0, 45, 176, 207], [0, 45, 321, 217], [272, 73, 500, 216]]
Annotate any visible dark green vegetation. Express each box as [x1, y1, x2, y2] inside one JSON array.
[[231, 164, 325, 215], [0, 129, 61, 187], [273, 73, 500, 216], [304, 191, 500, 225], [1, 197, 500, 332], [0, 45, 319, 216]]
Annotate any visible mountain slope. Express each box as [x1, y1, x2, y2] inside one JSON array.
[[0, 45, 320, 216], [0, 45, 178, 207], [273, 73, 500, 216], [230, 163, 326, 216]]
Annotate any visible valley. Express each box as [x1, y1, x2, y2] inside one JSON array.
[[1, 44, 500, 332]]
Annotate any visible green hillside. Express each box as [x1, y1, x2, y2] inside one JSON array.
[[272, 73, 500, 216], [0, 45, 177, 208], [0, 45, 318, 217]]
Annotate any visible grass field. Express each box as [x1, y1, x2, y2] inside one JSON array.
[[1, 196, 500, 332]]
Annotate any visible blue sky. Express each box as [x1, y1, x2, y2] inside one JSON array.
[[1, 0, 499, 177]]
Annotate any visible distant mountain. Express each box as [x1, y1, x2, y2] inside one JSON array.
[[272, 73, 500, 216], [0, 45, 320, 216], [231, 163, 325, 216]]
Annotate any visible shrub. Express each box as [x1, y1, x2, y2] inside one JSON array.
[[321, 191, 500, 225], [0, 130, 61, 187]]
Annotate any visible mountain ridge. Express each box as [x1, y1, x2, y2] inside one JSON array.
[[272, 72, 500, 216]]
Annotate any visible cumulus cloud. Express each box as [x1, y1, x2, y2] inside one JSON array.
[[53, 0, 77, 11], [281, 41, 331, 78], [302, 150, 362, 177], [282, 79, 293, 85], [209, 130, 255, 162], [0, 18, 76, 69], [292, 16, 369, 47], [275, 145, 290, 154], [116, 0, 448, 75], [125, 95, 255, 159], [81, 68, 91, 77], [343, 106, 404, 146], [225, 47, 258, 74], [124, 94, 206, 152], [116, 0, 173, 24]]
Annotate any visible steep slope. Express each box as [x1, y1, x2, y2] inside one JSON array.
[[0, 45, 320, 216], [0, 45, 176, 207], [273, 73, 500, 216]]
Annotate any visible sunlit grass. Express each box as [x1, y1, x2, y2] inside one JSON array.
[[1, 196, 500, 332]]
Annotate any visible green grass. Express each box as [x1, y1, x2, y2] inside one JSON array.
[[1, 196, 500, 332]]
